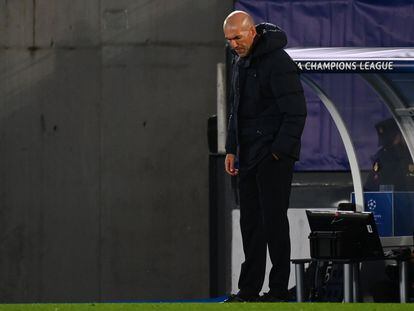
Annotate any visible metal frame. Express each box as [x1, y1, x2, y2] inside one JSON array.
[[301, 75, 365, 211]]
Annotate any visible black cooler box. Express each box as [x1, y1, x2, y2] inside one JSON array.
[[309, 231, 361, 259], [306, 210, 384, 260]]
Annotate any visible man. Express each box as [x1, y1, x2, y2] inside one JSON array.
[[365, 118, 414, 191], [223, 11, 307, 302]]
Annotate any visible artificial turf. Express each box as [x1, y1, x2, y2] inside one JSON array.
[[0, 303, 412, 311]]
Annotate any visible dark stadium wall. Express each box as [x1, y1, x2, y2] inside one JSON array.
[[0, 0, 233, 302]]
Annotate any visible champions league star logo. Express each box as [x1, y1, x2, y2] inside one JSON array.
[[367, 199, 377, 211]]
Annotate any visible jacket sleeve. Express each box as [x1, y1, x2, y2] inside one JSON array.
[[225, 109, 237, 155], [270, 53, 307, 160]]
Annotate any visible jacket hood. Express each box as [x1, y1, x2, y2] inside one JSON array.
[[251, 23, 287, 58]]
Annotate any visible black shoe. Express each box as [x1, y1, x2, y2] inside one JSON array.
[[223, 293, 260, 303], [259, 292, 288, 302]]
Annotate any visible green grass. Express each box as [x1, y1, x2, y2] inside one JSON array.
[[0, 303, 412, 311]]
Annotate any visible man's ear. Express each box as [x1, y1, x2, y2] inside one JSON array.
[[250, 25, 257, 36]]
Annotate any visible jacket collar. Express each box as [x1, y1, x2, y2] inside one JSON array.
[[234, 23, 287, 67]]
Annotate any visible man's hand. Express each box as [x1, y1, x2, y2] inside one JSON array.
[[225, 154, 239, 176]]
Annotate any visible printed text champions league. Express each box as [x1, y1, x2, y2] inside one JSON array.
[[295, 61, 394, 71]]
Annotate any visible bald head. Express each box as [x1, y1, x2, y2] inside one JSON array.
[[223, 11, 257, 57], [223, 11, 255, 31]]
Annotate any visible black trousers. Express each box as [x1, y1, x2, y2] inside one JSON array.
[[237, 154, 294, 297]]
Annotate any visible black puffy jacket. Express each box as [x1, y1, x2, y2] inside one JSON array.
[[225, 23, 307, 168]]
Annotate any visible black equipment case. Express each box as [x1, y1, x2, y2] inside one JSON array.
[[309, 231, 360, 259]]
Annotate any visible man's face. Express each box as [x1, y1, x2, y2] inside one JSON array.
[[224, 26, 256, 57]]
